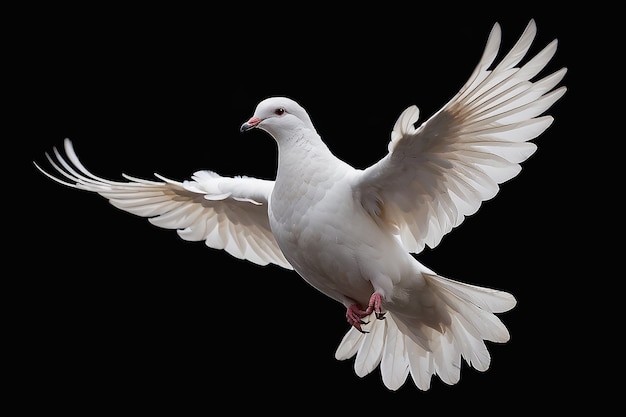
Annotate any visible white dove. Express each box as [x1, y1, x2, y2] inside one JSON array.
[[35, 19, 566, 391]]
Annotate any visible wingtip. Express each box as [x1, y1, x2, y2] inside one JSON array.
[[489, 21, 502, 40], [32, 159, 45, 173]]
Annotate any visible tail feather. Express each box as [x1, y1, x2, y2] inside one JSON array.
[[431, 280, 511, 342], [335, 274, 516, 391], [380, 315, 410, 390], [405, 337, 435, 390], [354, 316, 385, 377], [450, 314, 491, 371], [433, 330, 462, 385], [335, 328, 363, 360], [425, 273, 516, 313]]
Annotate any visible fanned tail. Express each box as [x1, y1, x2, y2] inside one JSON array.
[[335, 274, 516, 391]]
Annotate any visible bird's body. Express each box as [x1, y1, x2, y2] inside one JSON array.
[[269, 131, 381, 308], [266, 113, 431, 318], [35, 20, 566, 391]]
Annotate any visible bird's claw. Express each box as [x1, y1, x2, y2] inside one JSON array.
[[346, 292, 385, 331]]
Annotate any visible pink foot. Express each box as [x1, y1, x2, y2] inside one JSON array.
[[346, 293, 386, 333]]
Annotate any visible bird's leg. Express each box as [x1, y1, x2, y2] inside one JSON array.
[[363, 292, 386, 320], [346, 293, 386, 333]]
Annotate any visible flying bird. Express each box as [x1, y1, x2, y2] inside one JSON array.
[[35, 19, 566, 391]]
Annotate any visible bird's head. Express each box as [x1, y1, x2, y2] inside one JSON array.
[[240, 96, 315, 141]]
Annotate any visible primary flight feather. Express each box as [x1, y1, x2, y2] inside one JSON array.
[[35, 19, 566, 391]]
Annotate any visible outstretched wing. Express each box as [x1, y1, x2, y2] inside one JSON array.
[[354, 19, 567, 253], [35, 138, 292, 269]]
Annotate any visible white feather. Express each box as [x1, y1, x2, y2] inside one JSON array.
[[380, 314, 410, 390], [354, 317, 386, 378]]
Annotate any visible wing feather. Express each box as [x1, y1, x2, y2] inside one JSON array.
[[34, 138, 292, 269], [355, 19, 567, 253]]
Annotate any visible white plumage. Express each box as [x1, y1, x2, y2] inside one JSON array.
[[35, 19, 566, 391]]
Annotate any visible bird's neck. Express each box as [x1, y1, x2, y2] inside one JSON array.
[[274, 128, 345, 186]]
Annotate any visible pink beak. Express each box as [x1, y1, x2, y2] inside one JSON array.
[[240, 117, 261, 132]]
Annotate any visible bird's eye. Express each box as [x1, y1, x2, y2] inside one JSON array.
[[275, 107, 286, 116]]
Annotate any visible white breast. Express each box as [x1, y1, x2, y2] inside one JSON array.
[[269, 164, 414, 308]]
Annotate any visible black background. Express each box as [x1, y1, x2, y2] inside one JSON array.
[[10, 4, 608, 414]]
